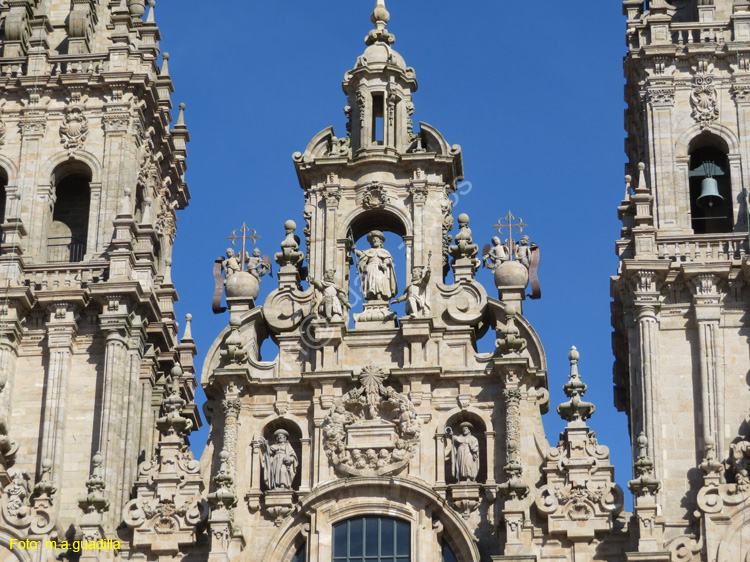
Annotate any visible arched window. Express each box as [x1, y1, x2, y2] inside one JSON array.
[[441, 540, 458, 562], [689, 138, 733, 234], [333, 517, 410, 562], [48, 164, 91, 262], [291, 544, 306, 562]]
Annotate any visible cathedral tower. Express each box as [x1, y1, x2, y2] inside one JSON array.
[[613, 0, 750, 559], [0, 0, 196, 550]]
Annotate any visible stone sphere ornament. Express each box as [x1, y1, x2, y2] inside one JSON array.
[[225, 270, 259, 301], [494, 259, 529, 290]]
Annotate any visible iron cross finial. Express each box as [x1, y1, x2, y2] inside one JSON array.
[[227, 222, 260, 271], [492, 211, 527, 261]]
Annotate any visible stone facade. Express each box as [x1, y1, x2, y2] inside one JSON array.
[[612, 0, 750, 560], [0, 0, 198, 559], [1, 1, 750, 562]]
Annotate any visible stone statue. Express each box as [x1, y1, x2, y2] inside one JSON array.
[[246, 248, 271, 281], [483, 236, 509, 270], [309, 269, 351, 321], [222, 248, 241, 280], [352, 230, 397, 301], [391, 260, 431, 318], [515, 235, 538, 269], [446, 422, 479, 482], [260, 429, 298, 490]]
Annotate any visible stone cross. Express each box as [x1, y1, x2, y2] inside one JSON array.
[[492, 211, 527, 261], [226, 223, 260, 271]]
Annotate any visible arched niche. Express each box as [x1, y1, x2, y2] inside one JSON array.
[[340, 206, 413, 312], [48, 160, 92, 263], [0, 531, 33, 562], [263, 478, 481, 562], [444, 411, 488, 484], [261, 417, 304, 492]]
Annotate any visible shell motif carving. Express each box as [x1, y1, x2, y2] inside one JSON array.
[[690, 75, 719, 124], [60, 107, 89, 150], [322, 366, 421, 477]]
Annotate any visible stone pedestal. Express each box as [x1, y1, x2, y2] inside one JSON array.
[[353, 300, 397, 328], [263, 489, 295, 526], [448, 482, 481, 519]]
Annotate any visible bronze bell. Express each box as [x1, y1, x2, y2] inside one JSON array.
[[697, 177, 723, 209]]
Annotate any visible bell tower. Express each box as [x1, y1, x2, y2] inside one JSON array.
[[613, 0, 750, 559], [0, 0, 196, 549]]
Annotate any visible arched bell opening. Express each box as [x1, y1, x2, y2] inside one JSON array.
[[688, 134, 733, 234], [261, 418, 303, 492], [443, 412, 488, 485], [48, 161, 92, 263]]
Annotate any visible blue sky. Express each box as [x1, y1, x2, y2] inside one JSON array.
[[156, 1, 632, 505]]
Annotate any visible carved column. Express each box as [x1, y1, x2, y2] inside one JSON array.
[[434, 429, 446, 488], [0, 305, 23, 428], [691, 274, 724, 459], [300, 437, 311, 493], [732, 79, 750, 229], [41, 302, 78, 510], [322, 179, 340, 274], [18, 112, 48, 256], [221, 391, 241, 482], [645, 83, 678, 229], [119, 328, 146, 512], [100, 112, 132, 255], [633, 271, 663, 499], [409, 178, 428, 269], [98, 315, 130, 528]]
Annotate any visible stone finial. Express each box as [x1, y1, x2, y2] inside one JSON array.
[[181, 313, 193, 342], [120, 188, 132, 216], [495, 305, 527, 355], [208, 449, 238, 510], [128, 0, 146, 18], [628, 432, 661, 497], [141, 197, 153, 225], [163, 257, 173, 284], [155, 372, 193, 439], [78, 452, 109, 514], [624, 174, 632, 201], [557, 346, 596, 424], [33, 458, 56, 499], [274, 220, 305, 269], [220, 317, 248, 364], [146, 0, 155, 23], [636, 162, 649, 193], [161, 52, 170, 76], [177, 102, 186, 127], [699, 436, 723, 479], [366, 0, 395, 45]]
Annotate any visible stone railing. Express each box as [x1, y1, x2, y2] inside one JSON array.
[[25, 261, 109, 291], [628, 19, 734, 50], [656, 232, 749, 263]]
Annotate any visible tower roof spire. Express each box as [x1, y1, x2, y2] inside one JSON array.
[[366, 0, 395, 45]]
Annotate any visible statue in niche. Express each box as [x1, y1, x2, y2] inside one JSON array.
[[246, 248, 271, 281], [222, 248, 241, 280], [446, 422, 480, 482], [352, 230, 397, 301], [391, 255, 431, 318], [515, 235, 538, 269], [260, 429, 298, 490], [483, 236, 509, 270], [309, 269, 351, 321]]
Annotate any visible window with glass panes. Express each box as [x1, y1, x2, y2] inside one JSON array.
[[332, 516, 410, 562]]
